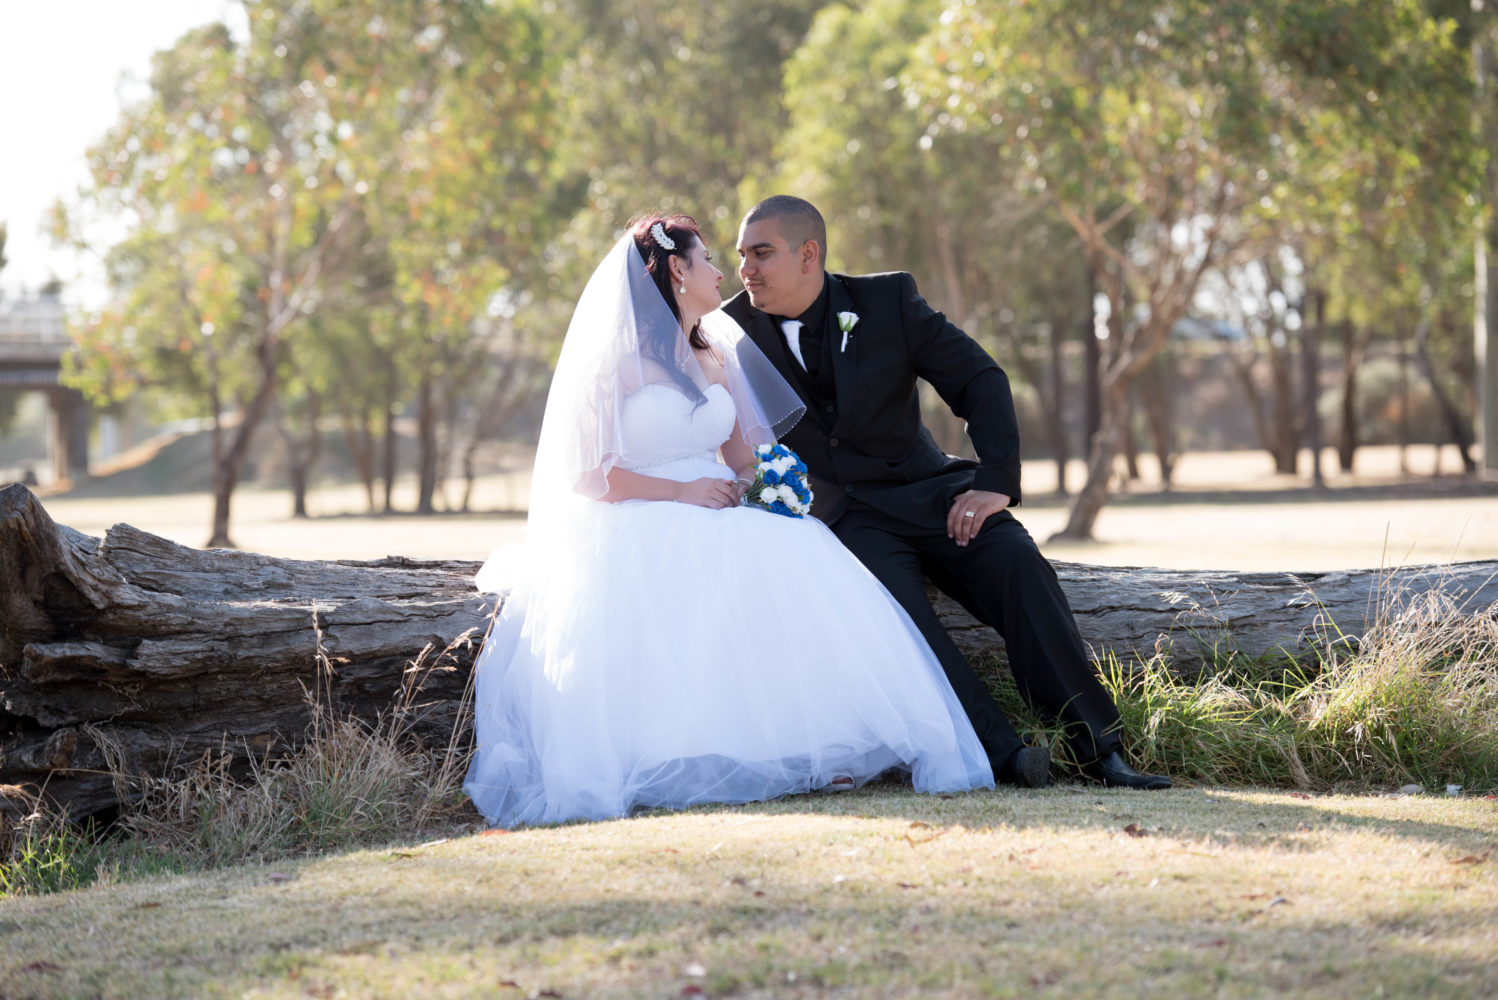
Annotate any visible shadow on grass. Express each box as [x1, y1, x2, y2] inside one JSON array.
[[652, 783, 1497, 856], [23, 799, 1490, 1000]]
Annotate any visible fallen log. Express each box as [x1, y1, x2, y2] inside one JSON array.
[[4, 482, 1496, 817]]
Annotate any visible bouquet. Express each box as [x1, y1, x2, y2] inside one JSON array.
[[741, 443, 813, 518]]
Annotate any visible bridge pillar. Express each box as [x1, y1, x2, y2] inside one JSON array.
[[48, 386, 90, 484]]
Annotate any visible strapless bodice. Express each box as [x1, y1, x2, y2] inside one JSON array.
[[616, 382, 735, 483]]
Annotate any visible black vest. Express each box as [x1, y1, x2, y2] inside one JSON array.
[[782, 312, 839, 430]]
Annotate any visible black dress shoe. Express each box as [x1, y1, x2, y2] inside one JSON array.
[[1082, 751, 1172, 790], [996, 746, 1051, 789]]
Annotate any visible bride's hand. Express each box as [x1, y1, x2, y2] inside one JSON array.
[[676, 477, 741, 509]]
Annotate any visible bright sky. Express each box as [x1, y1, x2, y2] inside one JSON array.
[[0, 1, 246, 306]]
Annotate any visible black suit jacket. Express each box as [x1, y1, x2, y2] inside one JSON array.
[[722, 271, 1021, 527]]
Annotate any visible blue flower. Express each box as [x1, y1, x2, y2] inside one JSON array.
[[764, 470, 781, 486]]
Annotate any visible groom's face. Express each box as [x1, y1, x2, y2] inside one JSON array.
[[736, 218, 819, 318]]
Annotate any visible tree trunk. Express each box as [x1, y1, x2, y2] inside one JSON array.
[[1056, 379, 1129, 539], [1303, 286, 1327, 489], [381, 395, 399, 515], [1139, 356, 1175, 490], [1474, 6, 1498, 476], [416, 374, 438, 516], [343, 412, 378, 513], [1397, 326, 1411, 475], [1336, 318, 1364, 474], [277, 390, 321, 520], [207, 337, 282, 548], [435, 394, 460, 513], [1047, 308, 1070, 496], [1270, 348, 1299, 474], [286, 448, 311, 519], [1121, 389, 1141, 483], [1415, 313, 1478, 474], [8, 482, 1496, 819], [1083, 263, 1102, 457]]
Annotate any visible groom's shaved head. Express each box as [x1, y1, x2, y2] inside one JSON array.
[[743, 196, 827, 267]]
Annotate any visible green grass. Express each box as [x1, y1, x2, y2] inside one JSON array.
[[985, 586, 1498, 795]]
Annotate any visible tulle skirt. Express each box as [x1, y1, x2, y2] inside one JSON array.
[[464, 490, 994, 827]]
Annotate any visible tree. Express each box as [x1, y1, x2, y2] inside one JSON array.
[[1469, 0, 1498, 473], [914, 0, 1472, 536], [772, 0, 1092, 492], [63, 1, 559, 545], [549, 0, 831, 264]]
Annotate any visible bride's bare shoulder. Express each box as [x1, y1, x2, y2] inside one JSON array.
[[694, 345, 728, 385]]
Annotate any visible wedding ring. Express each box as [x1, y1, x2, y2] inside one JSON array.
[[963, 510, 976, 518]]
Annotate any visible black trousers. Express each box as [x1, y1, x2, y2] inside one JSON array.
[[831, 502, 1123, 768]]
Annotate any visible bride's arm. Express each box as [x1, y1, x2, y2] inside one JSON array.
[[720, 419, 758, 489], [598, 467, 740, 508]]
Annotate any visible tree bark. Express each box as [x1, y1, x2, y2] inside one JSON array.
[[1082, 263, 1102, 456], [8, 483, 1497, 818], [1121, 389, 1141, 482], [416, 374, 438, 516], [1139, 355, 1175, 490], [1303, 285, 1327, 489], [1336, 318, 1365, 474], [1046, 310, 1070, 497], [381, 390, 399, 515]]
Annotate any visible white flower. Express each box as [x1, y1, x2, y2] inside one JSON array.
[[837, 311, 859, 352], [770, 455, 795, 475]]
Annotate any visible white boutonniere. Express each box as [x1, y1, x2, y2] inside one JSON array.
[[837, 311, 859, 352]]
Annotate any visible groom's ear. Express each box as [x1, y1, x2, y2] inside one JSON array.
[[798, 239, 820, 273]]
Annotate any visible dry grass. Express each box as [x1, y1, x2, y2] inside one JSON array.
[[0, 620, 479, 897], [112, 618, 480, 869], [1, 787, 1495, 999]]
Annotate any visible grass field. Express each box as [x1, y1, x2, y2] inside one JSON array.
[[6, 443, 1498, 998], [2, 787, 1495, 999]]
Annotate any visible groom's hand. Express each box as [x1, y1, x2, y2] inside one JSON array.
[[947, 489, 1010, 547]]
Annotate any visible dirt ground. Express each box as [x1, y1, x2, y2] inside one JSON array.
[[34, 443, 1498, 571]]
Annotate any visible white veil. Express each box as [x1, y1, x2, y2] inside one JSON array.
[[477, 233, 804, 593]]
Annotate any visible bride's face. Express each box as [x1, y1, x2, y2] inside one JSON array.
[[675, 239, 723, 317]]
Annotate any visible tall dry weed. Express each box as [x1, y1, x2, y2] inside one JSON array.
[[118, 612, 484, 865]]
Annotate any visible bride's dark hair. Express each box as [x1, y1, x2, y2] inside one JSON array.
[[628, 212, 710, 404]]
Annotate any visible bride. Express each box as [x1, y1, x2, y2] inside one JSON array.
[[463, 213, 994, 827]]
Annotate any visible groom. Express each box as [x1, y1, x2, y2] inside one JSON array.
[[723, 195, 1169, 790]]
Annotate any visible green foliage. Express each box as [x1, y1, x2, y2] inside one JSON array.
[[60, 1, 566, 528], [1, 816, 99, 897], [1036, 592, 1498, 792], [53, 0, 1492, 525]]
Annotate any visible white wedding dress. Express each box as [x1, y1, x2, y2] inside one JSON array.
[[464, 380, 994, 826]]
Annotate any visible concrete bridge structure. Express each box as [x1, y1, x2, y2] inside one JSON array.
[[0, 293, 88, 483]]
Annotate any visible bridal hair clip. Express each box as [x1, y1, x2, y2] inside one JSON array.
[[650, 222, 677, 251]]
